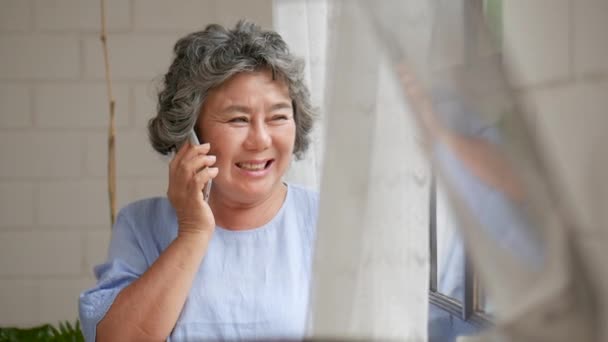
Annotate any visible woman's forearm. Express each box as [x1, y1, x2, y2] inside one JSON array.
[[96, 231, 211, 342], [443, 133, 524, 201]]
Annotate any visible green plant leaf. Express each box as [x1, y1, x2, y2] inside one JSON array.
[[0, 320, 83, 342]]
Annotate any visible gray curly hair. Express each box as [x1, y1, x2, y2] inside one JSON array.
[[148, 20, 316, 160]]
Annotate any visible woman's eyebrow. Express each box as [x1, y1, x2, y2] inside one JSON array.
[[268, 102, 293, 111], [220, 105, 251, 115], [218, 102, 292, 116]]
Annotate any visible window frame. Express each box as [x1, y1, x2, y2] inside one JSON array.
[[428, 176, 492, 327], [427, 0, 500, 327]]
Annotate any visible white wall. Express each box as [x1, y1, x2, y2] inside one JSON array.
[[506, 0, 608, 232], [0, 0, 272, 327], [504, 0, 608, 338]]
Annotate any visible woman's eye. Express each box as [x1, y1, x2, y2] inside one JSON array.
[[272, 115, 289, 121], [229, 117, 248, 123]]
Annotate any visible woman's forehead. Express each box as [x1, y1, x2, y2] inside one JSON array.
[[207, 71, 291, 104], [219, 69, 288, 90]]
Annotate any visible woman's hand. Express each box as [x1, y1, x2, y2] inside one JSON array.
[[99, 142, 217, 341], [167, 142, 218, 238], [396, 64, 446, 141]]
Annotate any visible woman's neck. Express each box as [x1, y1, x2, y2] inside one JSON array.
[[209, 183, 288, 230]]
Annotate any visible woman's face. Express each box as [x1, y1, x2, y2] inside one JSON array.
[[198, 69, 296, 205]]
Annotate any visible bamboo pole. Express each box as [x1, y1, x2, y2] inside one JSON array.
[[100, 0, 117, 226]]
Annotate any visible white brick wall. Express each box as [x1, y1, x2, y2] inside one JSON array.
[[83, 34, 180, 80], [0, 0, 32, 32], [34, 84, 131, 128], [133, 0, 217, 31], [0, 182, 35, 227], [0, 0, 272, 327], [0, 232, 82, 276], [0, 279, 40, 326], [528, 82, 608, 234], [503, 0, 571, 87], [0, 35, 81, 80], [0, 132, 83, 178], [37, 180, 133, 227], [216, 0, 274, 28], [85, 131, 167, 178], [505, 0, 608, 338], [34, 0, 131, 32], [573, 0, 608, 76], [83, 231, 111, 272], [38, 277, 96, 323], [0, 84, 32, 127], [133, 82, 157, 127]]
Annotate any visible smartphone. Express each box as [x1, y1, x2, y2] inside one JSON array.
[[188, 130, 212, 202]]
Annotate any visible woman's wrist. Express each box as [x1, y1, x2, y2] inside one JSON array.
[[177, 227, 213, 244]]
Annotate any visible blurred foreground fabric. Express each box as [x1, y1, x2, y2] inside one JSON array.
[[276, 0, 607, 341]]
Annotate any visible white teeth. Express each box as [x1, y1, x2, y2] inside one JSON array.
[[238, 162, 266, 170]]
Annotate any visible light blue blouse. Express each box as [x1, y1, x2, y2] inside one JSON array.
[[79, 183, 319, 342]]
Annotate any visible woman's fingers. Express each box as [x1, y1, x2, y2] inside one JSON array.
[[183, 143, 211, 163], [396, 63, 444, 139], [170, 142, 211, 172], [193, 167, 219, 190], [193, 154, 216, 171], [396, 64, 427, 103], [166, 140, 217, 235], [170, 143, 214, 185], [171, 153, 217, 193], [182, 154, 217, 180], [170, 141, 191, 170]]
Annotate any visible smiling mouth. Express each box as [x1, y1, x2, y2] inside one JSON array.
[[236, 160, 274, 171]]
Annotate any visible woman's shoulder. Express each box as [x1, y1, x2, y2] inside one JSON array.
[[285, 183, 319, 226], [118, 196, 174, 221], [115, 197, 177, 243], [287, 183, 319, 207]]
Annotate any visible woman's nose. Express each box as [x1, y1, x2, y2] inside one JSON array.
[[244, 121, 272, 151]]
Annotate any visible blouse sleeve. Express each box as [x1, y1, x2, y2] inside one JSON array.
[[78, 205, 149, 342]]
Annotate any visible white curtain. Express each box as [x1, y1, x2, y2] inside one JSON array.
[[273, 1, 608, 341], [274, 0, 328, 190], [274, 1, 430, 340]]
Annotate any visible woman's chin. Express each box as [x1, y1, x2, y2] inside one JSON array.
[[237, 181, 284, 201]]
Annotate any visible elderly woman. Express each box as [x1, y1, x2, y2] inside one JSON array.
[[79, 21, 318, 342]]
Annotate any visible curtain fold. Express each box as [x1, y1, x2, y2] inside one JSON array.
[[273, 0, 328, 190], [274, 1, 430, 340], [274, 1, 606, 341]]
